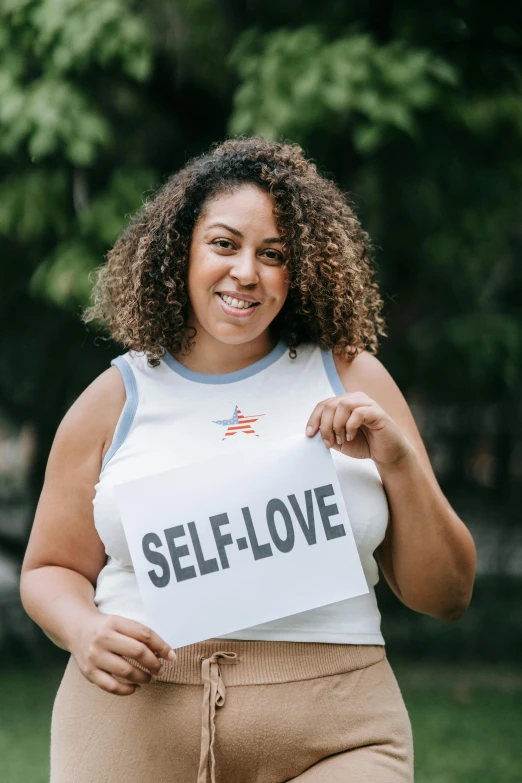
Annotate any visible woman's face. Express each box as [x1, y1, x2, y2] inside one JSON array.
[[186, 184, 290, 347]]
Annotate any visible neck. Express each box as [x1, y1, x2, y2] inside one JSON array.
[[173, 330, 278, 375]]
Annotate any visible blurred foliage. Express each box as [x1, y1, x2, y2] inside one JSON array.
[[0, 0, 152, 164], [0, 0, 521, 551], [229, 26, 457, 151]]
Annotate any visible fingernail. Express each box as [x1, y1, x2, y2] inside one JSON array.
[[306, 426, 313, 436], [167, 649, 176, 661], [323, 439, 330, 449], [345, 432, 351, 441], [336, 436, 342, 445]]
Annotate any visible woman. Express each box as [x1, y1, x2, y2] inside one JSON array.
[[20, 136, 476, 783]]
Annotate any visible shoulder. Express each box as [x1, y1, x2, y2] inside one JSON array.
[[332, 349, 399, 402], [50, 364, 126, 468]]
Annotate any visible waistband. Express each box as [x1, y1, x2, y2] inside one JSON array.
[[127, 639, 385, 686]]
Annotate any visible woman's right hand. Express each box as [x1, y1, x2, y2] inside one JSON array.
[[70, 612, 177, 696]]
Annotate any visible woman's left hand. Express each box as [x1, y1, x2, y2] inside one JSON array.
[[306, 391, 412, 467]]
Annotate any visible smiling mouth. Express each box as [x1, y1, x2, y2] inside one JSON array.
[[217, 293, 260, 310]]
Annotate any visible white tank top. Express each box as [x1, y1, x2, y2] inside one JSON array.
[[93, 340, 388, 645]]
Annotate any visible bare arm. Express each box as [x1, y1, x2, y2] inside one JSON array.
[[20, 366, 175, 695], [333, 350, 476, 621], [20, 368, 118, 647]]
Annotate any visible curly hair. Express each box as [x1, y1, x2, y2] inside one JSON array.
[[82, 135, 387, 367]]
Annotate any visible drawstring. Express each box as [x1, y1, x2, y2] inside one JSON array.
[[197, 651, 240, 783]]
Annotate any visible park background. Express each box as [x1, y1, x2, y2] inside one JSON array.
[[0, 1, 521, 781]]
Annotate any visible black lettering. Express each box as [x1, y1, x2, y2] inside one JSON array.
[[314, 484, 346, 540], [164, 525, 197, 582], [188, 521, 219, 576], [142, 533, 171, 587], [242, 507, 273, 560], [288, 490, 316, 545], [266, 498, 295, 553], [210, 513, 234, 569]]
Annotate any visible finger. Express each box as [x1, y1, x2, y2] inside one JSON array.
[[345, 405, 375, 440], [332, 399, 354, 447], [318, 400, 336, 448], [305, 400, 329, 437], [92, 668, 140, 697], [307, 393, 373, 440], [97, 651, 153, 685], [109, 632, 163, 675], [112, 617, 176, 662]]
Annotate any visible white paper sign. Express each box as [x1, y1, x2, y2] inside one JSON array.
[[113, 434, 369, 648]]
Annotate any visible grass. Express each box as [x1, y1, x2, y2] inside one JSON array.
[[0, 665, 64, 783], [394, 662, 522, 783], [1, 661, 521, 782]]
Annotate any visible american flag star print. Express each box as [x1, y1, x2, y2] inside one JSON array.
[[213, 405, 265, 440]]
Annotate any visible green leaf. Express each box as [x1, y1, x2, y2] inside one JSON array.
[[0, 170, 68, 241], [29, 240, 98, 307], [228, 26, 459, 152]]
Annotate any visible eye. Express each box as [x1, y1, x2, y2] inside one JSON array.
[[211, 239, 234, 250], [262, 250, 284, 264]]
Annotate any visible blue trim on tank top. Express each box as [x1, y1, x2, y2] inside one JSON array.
[[320, 349, 346, 395], [161, 339, 287, 384], [101, 355, 139, 471]]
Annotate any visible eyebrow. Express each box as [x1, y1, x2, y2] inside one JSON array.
[[204, 222, 282, 244]]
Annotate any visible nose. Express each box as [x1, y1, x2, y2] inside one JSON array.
[[229, 251, 259, 287]]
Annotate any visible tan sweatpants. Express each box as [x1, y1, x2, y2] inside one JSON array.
[[50, 639, 413, 783]]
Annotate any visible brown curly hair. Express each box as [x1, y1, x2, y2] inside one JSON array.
[[82, 135, 387, 367]]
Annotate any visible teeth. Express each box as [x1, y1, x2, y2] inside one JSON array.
[[219, 294, 255, 309]]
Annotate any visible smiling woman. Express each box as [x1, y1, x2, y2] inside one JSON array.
[[19, 135, 475, 783]]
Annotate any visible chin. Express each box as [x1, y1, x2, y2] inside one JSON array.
[[213, 330, 262, 345], [203, 322, 268, 346]]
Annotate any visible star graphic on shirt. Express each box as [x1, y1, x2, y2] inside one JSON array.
[[213, 405, 265, 440]]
